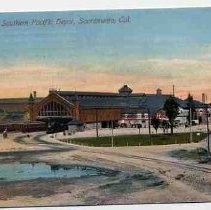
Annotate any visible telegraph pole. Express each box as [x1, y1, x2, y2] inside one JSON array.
[[111, 120, 114, 147], [206, 104, 210, 154], [189, 107, 192, 143], [173, 85, 175, 96], [148, 109, 151, 136], [95, 109, 99, 138]]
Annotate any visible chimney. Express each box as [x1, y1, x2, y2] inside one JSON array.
[[49, 88, 57, 94], [156, 88, 162, 95], [202, 93, 206, 103]]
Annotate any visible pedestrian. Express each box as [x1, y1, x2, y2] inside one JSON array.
[[3, 128, 8, 139]]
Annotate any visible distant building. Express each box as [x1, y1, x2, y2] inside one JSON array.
[[0, 97, 42, 123]]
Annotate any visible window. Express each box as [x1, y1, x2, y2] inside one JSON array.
[[38, 101, 71, 117]]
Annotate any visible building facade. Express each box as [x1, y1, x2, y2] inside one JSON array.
[[27, 85, 174, 129], [0, 85, 209, 132]]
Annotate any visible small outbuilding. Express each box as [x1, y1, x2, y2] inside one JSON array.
[[67, 119, 84, 134]]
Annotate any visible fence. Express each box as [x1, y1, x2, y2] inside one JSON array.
[[0, 122, 47, 133]]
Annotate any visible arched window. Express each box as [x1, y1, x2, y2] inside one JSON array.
[[38, 101, 72, 117]]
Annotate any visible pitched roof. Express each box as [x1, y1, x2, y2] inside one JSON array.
[[56, 90, 208, 112], [57, 91, 120, 98], [0, 98, 42, 104], [139, 95, 170, 114], [78, 97, 142, 108], [56, 90, 144, 108], [187, 99, 208, 108], [67, 119, 83, 125]]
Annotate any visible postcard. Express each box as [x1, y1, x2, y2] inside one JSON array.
[[0, 6, 211, 209]]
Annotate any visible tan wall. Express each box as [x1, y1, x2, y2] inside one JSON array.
[[80, 108, 122, 123]]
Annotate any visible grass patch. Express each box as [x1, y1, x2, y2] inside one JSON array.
[[68, 132, 207, 147]]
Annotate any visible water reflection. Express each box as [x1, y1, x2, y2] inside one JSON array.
[[50, 165, 60, 171], [0, 163, 118, 182]]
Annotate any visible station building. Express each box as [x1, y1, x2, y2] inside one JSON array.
[[0, 85, 209, 132], [27, 85, 208, 130], [28, 85, 146, 128]]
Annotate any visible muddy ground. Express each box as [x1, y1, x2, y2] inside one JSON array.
[[0, 132, 211, 207]]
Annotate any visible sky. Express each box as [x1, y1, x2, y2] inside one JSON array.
[[0, 8, 211, 101]]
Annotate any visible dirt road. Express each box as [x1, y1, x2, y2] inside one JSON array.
[[0, 132, 211, 207]]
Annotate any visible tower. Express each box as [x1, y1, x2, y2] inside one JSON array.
[[156, 88, 162, 95], [118, 84, 133, 96]]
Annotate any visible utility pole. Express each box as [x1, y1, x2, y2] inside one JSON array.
[[111, 120, 114, 147], [206, 104, 210, 154], [173, 85, 175, 97], [138, 124, 141, 135], [148, 109, 151, 136], [95, 109, 99, 138], [189, 107, 192, 143]]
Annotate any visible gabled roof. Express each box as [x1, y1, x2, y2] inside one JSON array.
[[139, 95, 209, 115], [139, 95, 170, 114], [175, 98, 208, 109], [67, 119, 83, 125], [174, 98, 188, 109]]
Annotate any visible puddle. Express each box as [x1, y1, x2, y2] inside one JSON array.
[[0, 163, 118, 182]]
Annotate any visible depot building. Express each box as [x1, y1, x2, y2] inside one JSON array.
[[27, 85, 208, 129]]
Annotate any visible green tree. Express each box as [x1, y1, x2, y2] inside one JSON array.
[[163, 97, 179, 134], [186, 93, 196, 124], [28, 93, 34, 104], [161, 120, 170, 134], [151, 117, 161, 134]]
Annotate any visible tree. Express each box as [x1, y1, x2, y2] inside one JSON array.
[[161, 120, 170, 134], [28, 93, 34, 103], [151, 117, 161, 134], [163, 97, 179, 134], [186, 93, 196, 124]]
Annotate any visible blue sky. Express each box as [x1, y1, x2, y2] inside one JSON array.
[[0, 7, 211, 99]]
